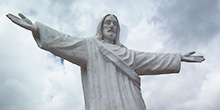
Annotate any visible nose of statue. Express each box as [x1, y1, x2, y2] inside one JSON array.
[[110, 22, 114, 27]]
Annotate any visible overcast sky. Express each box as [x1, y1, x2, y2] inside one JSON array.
[[0, 0, 220, 110]]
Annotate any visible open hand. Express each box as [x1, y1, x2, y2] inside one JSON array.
[[181, 51, 205, 63], [6, 13, 36, 32]]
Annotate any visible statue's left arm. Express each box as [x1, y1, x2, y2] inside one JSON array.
[[134, 51, 181, 75], [134, 51, 205, 75]]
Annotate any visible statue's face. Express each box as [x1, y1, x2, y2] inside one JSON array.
[[103, 15, 118, 41]]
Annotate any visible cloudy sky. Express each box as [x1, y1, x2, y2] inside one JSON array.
[[0, 0, 220, 110]]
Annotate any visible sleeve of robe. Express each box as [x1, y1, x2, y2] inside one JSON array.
[[134, 51, 181, 75], [32, 22, 87, 68]]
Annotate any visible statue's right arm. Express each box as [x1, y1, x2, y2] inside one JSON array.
[[6, 13, 88, 68]]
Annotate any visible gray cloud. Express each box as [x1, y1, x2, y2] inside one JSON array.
[[150, 0, 220, 50]]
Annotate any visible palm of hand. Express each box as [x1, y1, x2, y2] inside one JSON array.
[[182, 51, 205, 62], [6, 13, 35, 32]]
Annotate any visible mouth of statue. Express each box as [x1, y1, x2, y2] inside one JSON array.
[[107, 29, 114, 33]]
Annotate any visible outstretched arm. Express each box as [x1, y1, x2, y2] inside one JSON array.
[[181, 51, 205, 63], [6, 13, 88, 68], [134, 51, 181, 75], [134, 51, 205, 75], [6, 13, 37, 33]]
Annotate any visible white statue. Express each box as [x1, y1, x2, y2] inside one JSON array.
[[7, 13, 205, 110]]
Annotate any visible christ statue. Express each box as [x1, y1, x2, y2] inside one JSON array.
[[7, 13, 205, 110]]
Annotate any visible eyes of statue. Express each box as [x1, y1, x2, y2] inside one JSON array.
[[104, 20, 117, 26]]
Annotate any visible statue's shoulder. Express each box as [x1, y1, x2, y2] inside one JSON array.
[[83, 37, 100, 45], [84, 37, 97, 42]]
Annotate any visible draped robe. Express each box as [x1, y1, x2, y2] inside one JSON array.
[[32, 22, 181, 110]]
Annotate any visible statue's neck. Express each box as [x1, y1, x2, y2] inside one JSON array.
[[103, 37, 114, 44]]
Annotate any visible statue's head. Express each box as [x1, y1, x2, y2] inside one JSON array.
[[96, 14, 121, 45]]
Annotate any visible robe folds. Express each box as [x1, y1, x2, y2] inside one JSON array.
[[32, 22, 181, 110]]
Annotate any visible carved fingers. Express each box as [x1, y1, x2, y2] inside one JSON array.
[[183, 51, 195, 57], [6, 13, 22, 25], [181, 51, 205, 63], [18, 13, 33, 25], [6, 13, 35, 32], [193, 55, 205, 62]]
